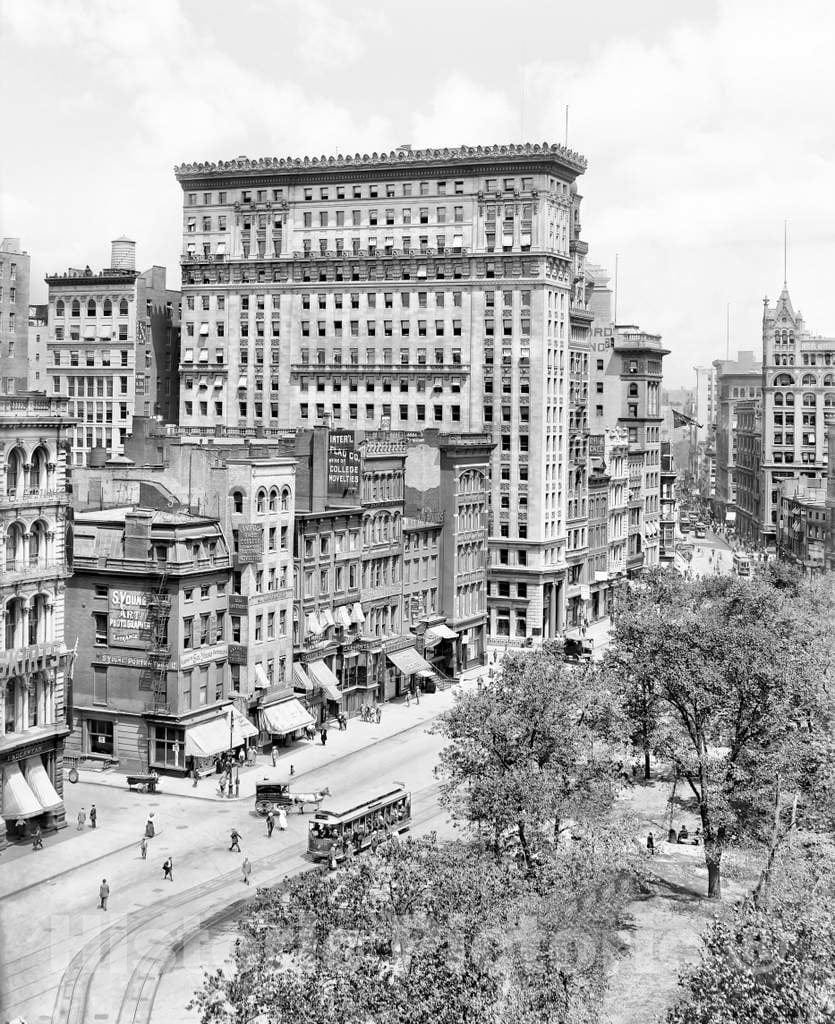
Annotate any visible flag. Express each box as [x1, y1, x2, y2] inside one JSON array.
[[673, 409, 702, 429]]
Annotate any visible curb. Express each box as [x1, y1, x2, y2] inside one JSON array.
[[71, 698, 457, 803]]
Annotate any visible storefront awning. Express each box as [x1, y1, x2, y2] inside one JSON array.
[[424, 624, 458, 646], [24, 757, 63, 812], [2, 762, 42, 820], [334, 605, 352, 628], [259, 698, 315, 736], [386, 646, 434, 676], [306, 611, 325, 636], [307, 660, 341, 700], [185, 708, 257, 758], [293, 663, 313, 691], [350, 602, 365, 624], [320, 608, 336, 628], [254, 664, 270, 689]]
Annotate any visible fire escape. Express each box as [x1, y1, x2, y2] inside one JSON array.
[[139, 571, 172, 715]]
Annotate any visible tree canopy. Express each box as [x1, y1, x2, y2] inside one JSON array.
[[433, 642, 619, 870], [189, 833, 636, 1024], [599, 569, 835, 897]]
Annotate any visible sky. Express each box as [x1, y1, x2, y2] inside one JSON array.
[[2, 0, 834, 387]]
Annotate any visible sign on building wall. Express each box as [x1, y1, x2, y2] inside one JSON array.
[[588, 435, 605, 460], [108, 589, 154, 649], [328, 431, 360, 496], [236, 524, 264, 563]]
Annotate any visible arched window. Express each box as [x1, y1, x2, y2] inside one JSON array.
[[56, 299, 65, 317], [87, 299, 96, 317], [256, 489, 267, 513], [824, 393, 835, 408], [231, 490, 244, 513], [803, 392, 816, 407], [824, 374, 834, 387], [103, 298, 112, 317], [5, 521, 25, 571], [119, 298, 129, 316], [30, 445, 49, 492], [785, 392, 795, 406], [5, 446, 25, 497], [773, 373, 794, 386], [628, 382, 639, 398], [29, 520, 49, 567], [281, 487, 291, 512], [801, 373, 817, 386], [71, 299, 80, 317]]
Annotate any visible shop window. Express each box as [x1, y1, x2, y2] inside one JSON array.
[[88, 717, 114, 755]]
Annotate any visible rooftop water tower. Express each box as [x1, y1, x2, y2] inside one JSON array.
[[111, 236, 136, 271]]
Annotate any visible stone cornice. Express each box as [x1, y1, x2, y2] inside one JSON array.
[[174, 142, 587, 184]]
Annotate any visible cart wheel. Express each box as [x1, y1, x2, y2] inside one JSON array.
[[68, 768, 79, 784], [255, 800, 271, 816]]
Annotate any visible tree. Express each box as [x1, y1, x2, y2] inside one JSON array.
[[433, 643, 618, 870], [666, 842, 835, 1023], [189, 834, 635, 1024], [600, 570, 835, 899]]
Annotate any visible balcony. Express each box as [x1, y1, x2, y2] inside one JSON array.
[[3, 559, 69, 585], [0, 488, 68, 511]]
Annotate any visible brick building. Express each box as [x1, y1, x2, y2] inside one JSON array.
[[0, 238, 30, 394]]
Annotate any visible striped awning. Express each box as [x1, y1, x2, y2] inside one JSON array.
[[24, 757, 63, 812], [386, 646, 434, 676], [307, 660, 341, 701], [2, 762, 42, 820], [424, 624, 457, 647], [293, 663, 313, 691], [259, 698, 314, 736]]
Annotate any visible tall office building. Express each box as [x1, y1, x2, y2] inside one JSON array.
[[174, 143, 587, 641], [45, 241, 180, 465], [711, 350, 761, 527], [759, 285, 834, 546], [0, 238, 31, 394]]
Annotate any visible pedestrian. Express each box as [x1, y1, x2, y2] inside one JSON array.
[[89, 804, 97, 830], [646, 833, 655, 856], [235, 774, 240, 798], [229, 828, 241, 852], [289, 764, 295, 777], [219, 776, 227, 798], [145, 813, 156, 839], [163, 856, 174, 881], [405, 690, 411, 708], [242, 856, 252, 885], [271, 745, 277, 767], [375, 705, 382, 725], [320, 727, 328, 746], [328, 843, 338, 871], [140, 835, 148, 860], [77, 807, 86, 831], [415, 687, 420, 706], [99, 878, 110, 911], [266, 811, 275, 837], [192, 767, 199, 788], [238, 748, 245, 767], [277, 806, 287, 831], [32, 825, 44, 851]]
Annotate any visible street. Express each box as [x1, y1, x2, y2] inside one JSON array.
[[677, 528, 734, 579], [0, 708, 453, 1024]]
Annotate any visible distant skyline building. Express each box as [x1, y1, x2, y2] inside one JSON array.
[[759, 285, 834, 546], [711, 350, 762, 526], [0, 238, 31, 395], [45, 241, 180, 464]]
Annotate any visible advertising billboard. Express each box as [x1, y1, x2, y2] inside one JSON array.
[[108, 589, 153, 649], [328, 431, 361, 497]]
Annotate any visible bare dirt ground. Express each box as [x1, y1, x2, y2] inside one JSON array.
[[605, 770, 759, 1024]]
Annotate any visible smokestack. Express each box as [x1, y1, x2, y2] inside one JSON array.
[[111, 237, 136, 271]]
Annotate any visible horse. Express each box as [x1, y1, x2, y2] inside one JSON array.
[[290, 786, 331, 813]]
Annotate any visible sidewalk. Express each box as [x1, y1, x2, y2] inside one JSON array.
[[71, 668, 486, 805]]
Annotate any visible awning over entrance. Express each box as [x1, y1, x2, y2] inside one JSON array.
[[2, 762, 42, 820], [293, 663, 313, 691], [24, 757, 63, 812], [307, 660, 341, 701], [184, 708, 257, 758], [259, 698, 315, 736], [386, 646, 434, 676], [424, 623, 458, 647]]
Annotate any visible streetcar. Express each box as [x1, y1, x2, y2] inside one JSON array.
[[307, 784, 411, 862], [693, 522, 707, 539], [733, 552, 752, 577]]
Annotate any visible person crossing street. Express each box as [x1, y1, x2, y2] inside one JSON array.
[[266, 811, 275, 837], [98, 879, 110, 911], [163, 857, 174, 881], [229, 828, 242, 852]]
